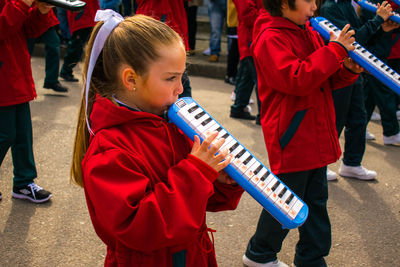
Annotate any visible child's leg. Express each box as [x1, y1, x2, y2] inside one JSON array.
[[0, 105, 16, 166], [294, 167, 330, 267], [42, 27, 61, 85], [60, 28, 92, 76], [11, 103, 37, 187], [231, 57, 255, 113]]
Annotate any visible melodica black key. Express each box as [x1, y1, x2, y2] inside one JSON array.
[[168, 97, 309, 229], [310, 17, 400, 96]]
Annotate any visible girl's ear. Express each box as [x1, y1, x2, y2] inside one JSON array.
[[281, 0, 289, 10], [121, 66, 138, 92]]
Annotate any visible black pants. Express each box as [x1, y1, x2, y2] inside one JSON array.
[[245, 167, 331, 267], [333, 76, 367, 166]]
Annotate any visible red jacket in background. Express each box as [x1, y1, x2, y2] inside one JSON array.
[[0, 0, 55, 106], [388, 0, 400, 59], [82, 96, 244, 266], [67, 0, 99, 35], [232, 0, 264, 60], [252, 12, 359, 174], [136, 0, 189, 50]]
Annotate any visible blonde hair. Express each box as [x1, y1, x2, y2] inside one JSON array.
[[71, 15, 183, 187]]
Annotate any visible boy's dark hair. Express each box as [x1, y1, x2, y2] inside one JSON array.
[[263, 0, 296, 16]]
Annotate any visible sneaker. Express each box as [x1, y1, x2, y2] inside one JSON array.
[[60, 72, 79, 82], [338, 162, 377, 180], [230, 109, 256, 120], [370, 111, 381, 121], [203, 47, 210, 56], [12, 183, 52, 203], [383, 132, 400, 145], [208, 54, 219, 62], [0, 191, 2, 201], [243, 254, 289, 267], [327, 169, 338, 181], [366, 131, 376, 140], [231, 91, 236, 101], [397, 110, 400, 120], [187, 49, 196, 56], [43, 81, 69, 93]]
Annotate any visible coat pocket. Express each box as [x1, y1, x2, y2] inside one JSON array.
[[279, 109, 308, 150]]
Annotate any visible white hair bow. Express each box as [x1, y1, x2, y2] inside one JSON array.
[[85, 9, 124, 135]]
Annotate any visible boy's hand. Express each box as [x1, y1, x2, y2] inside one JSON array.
[[382, 20, 400, 32], [330, 24, 356, 52], [35, 1, 54, 14], [377, 1, 393, 21], [343, 57, 364, 74], [191, 131, 232, 172]]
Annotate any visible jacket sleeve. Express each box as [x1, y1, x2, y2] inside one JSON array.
[[233, 0, 260, 29], [206, 181, 244, 212], [320, 4, 384, 46], [254, 32, 344, 96], [83, 145, 220, 253], [0, 1, 53, 40]]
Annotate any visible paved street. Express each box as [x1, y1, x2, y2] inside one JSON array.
[[0, 55, 399, 267]]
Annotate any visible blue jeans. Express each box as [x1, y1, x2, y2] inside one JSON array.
[[208, 0, 226, 56], [56, 7, 70, 40]]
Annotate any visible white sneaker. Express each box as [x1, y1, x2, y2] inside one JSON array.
[[231, 91, 236, 101], [338, 162, 377, 180], [383, 132, 400, 145], [370, 111, 381, 121], [366, 131, 376, 140], [203, 47, 210, 56], [327, 169, 338, 181], [243, 255, 289, 267], [397, 110, 400, 120]]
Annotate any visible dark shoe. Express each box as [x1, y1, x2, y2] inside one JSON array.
[[60, 72, 79, 82], [12, 183, 52, 203], [225, 75, 236, 85], [230, 109, 256, 120], [44, 82, 68, 93]]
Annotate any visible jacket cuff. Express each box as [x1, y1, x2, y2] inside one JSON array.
[[328, 41, 348, 61], [187, 154, 219, 183]]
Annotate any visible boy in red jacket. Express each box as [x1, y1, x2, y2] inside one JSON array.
[[0, 0, 54, 202], [242, 0, 362, 266]]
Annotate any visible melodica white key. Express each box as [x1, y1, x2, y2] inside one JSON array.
[[310, 17, 400, 96], [168, 97, 309, 229]]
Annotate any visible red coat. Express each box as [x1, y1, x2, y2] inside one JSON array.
[[252, 12, 359, 174], [136, 0, 189, 50], [82, 96, 244, 267], [0, 0, 56, 107], [232, 0, 264, 60], [67, 0, 99, 35]]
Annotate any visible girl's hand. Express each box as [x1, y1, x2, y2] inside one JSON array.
[[343, 57, 364, 74], [330, 24, 356, 52], [35, 1, 54, 14], [191, 131, 232, 172], [382, 20, 400, 32], [376, 1, 393, 21], [216, 171, 237, 185]]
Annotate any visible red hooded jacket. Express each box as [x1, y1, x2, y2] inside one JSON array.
[[232, 0, 264, 60], [67, 0, 99, 35], [0, 0, 56, 106], [252, 12, 359, 174], [136, 0, 189, 50], [82, 96, 244, 267]]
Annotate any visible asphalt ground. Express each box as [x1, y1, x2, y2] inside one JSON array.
[[0, 55, 399, 267]]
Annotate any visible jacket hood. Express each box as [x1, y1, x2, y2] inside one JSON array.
[[89, 96, 165, 135], [253, 11, 310, 44]]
